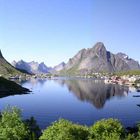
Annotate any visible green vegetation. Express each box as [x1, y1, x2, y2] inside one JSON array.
[[0, 51, 29, 78], [40, 119, 89, 140], [115, 70, 140, 76], [1, 106, 140, 140], [60, 66, 80, 76], [0, 106, 41, 140], [59, 58, 84, 76], [40, 119, 140, 140], [89, 119, 125, 140], [0, 58, 23, 77], [133, 79, 140, 88], [135, 79, 140, 84], [0, 106, 29, 140]]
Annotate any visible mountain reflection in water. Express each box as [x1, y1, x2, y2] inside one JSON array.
[[0, 78, 140, 129], [55, 79, 129, 109]]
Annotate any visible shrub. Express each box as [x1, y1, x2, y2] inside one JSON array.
[[89, 118, 125, 140], [125, 134, 136, 140], [134, 123, 140, 140], [0, 106, 29, 140], [39, 119, 89, 140]]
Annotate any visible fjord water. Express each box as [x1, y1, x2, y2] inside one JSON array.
[[0, 78, 140, 129]]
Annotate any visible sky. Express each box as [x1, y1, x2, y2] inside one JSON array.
[[0, 0, 140, 67]]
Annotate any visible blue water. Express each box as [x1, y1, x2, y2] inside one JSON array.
[[0, 78, 140, 129]]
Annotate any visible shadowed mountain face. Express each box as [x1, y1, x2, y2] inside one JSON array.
[[12, 60, 52, 74], [0, 50, 23, 76], [0, 77, 30, 98], [61, 42, 140, 74], [55, 79, 129, 109]]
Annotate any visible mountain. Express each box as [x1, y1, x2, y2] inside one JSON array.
[[0, 50, 24, 76], [60, 42, 140, 75], [53, 62, 66, 72], [12, 60, 52, 74], [12, 60, 31, 74], [116, 53, 140, 70]]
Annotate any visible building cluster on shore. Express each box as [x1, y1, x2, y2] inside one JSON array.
[[2, 70, 140, 90], [104, 75, 140, 87]]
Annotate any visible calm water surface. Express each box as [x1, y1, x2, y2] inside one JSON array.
[[0, 78, 140, 129]]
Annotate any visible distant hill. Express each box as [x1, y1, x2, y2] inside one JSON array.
[[60, 42, 140, 75], [12, 60, 52, 74], [0, 50, 25, 76]]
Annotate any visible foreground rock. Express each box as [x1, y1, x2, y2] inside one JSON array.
[[0, 77, 30, 98]]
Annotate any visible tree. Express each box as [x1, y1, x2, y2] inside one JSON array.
[[24, 116, 41, 140], [0, 106, 29, 140], [89, 118, 125, 140], [40, 119, 89, 140]]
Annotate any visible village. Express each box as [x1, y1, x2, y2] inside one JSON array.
[[104, 74, 140, 88]]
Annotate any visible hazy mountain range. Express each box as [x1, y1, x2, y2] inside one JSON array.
[[12, 60, 52, 74], [9, 42, 140, 75]]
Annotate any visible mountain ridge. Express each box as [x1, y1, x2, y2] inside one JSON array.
[[60, 42, 140, 75], [10, 42, 140, 75], [12, 60, 52, 74]]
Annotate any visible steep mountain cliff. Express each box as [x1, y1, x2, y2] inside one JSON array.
[[61, 42, 140, 75]]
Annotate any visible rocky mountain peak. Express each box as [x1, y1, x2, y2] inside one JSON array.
[[61, 42, 140, 74], [93, 42, 106, 50], [39, 62, 46, 67], [93, 42, 106, 56], [30, 61, 38, 64], [0, 50, 4, 58], [61, 62, 66, 66], [11, 60, 17, 65], [116, 53, 128, 59], [40, 62, 45, 65], [18, 60, 26, 64]]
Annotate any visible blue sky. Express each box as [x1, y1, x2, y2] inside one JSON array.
[[0, 0, 139, 66]]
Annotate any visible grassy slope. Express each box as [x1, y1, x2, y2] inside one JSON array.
[[114, 70, 140, 76], [0, 58, 25, 76]]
